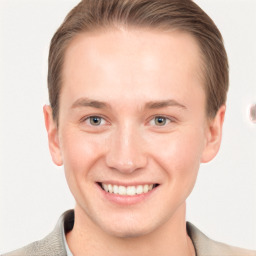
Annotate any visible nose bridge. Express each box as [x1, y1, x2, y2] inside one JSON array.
[[106, 121, 147, 173]]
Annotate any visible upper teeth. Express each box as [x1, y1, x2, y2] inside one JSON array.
[[101, 183, 155, 196]]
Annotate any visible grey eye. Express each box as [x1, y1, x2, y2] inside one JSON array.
[[154, 116, 167, 126], [89, 116, 102, 126]]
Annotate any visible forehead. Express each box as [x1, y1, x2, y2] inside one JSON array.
[[61, 28, 205, 109]]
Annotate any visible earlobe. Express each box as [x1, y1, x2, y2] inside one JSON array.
[[200, 105, 226, 163], [43, 105, 63, 166]]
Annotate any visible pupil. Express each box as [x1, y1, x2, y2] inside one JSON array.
[[90, 117, 101, 125], [156, 117, 166, 125]]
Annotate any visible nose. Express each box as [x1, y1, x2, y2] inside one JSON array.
[[105, 124, 148, 174]]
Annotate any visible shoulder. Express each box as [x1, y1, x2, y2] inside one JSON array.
[[2, 231, 64, 256], [2, 210, 74, 256], [187, 222, 256, 256]]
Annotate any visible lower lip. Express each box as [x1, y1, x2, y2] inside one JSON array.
[[96, 184, 158, 205]]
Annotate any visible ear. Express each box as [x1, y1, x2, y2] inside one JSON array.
[[201, 105, 226, 163], [43, 105, 63, 166]]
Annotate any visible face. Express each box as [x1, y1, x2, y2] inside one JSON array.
[[45, 28, 225, 238]]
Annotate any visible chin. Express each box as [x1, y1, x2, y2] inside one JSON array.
[[99, 216, 158, 239], [106, 225, 152, 239]]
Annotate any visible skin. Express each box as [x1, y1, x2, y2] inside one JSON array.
[[44, 28, 225, 256]]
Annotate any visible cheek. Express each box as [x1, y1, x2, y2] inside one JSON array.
[[59, 128, 107, 177], [147, 128, 205, 182], [59, 129, 109, 206]]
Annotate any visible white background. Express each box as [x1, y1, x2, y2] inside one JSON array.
[[0, 0, 256, 253]]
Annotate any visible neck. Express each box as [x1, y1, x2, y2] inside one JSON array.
[[66, 202, 195, 256]]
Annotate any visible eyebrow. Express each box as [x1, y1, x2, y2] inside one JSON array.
[[71, 97, 187, 110], [71, 98, 110, 109], [145, 99, 187, 110]]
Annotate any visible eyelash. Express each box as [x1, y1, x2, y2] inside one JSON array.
[[81, 115, 108, 126], [148, 115, 173, 126], [81, 115, 174, 127]]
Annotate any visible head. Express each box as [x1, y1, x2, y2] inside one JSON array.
[[44, 0, 228, 238], [48, 0, 228, 123]]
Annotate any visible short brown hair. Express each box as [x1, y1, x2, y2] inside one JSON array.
[[48, 0, 229, 121]]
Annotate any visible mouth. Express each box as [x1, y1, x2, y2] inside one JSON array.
[[97, 182, 159, 196]]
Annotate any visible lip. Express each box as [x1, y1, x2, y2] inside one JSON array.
[[97, 180, 158, 186], [96, 182, 159, 205]]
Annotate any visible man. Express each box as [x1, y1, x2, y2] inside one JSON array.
[[3, 0, 256, 255]]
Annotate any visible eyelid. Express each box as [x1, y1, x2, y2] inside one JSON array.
[[79, 114, 176, 127], [147, 115, 175, 126], [80, 115, 109, 126]]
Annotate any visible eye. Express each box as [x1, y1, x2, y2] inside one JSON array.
[[149, 116, 171, 126], [85, 116, 106, 126]]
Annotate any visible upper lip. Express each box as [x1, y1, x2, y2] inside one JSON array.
[[97, 181, 159, 186]]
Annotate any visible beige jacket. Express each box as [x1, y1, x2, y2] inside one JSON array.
[[3, 210, 256, 256]]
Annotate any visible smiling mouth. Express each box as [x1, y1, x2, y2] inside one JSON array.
[[98, 183, 159, 196]]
